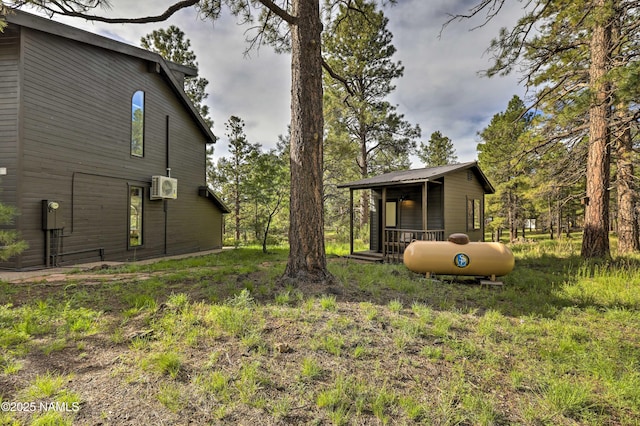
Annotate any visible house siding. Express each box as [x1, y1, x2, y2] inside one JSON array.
[[0, 25, 21, 269], [443, 170, 486, 241], [427, 182, 444, 230], [370, 197, 379, 251], [0, 22, 223, 269], [398, 187, 423, 230]]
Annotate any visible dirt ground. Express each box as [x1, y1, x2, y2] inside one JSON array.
[[2, 259, 452, 425]]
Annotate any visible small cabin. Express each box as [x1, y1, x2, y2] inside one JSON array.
[[338, 162, 495, 262]]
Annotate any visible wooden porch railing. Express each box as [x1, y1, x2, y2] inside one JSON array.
[[384, 228, 445, 263]]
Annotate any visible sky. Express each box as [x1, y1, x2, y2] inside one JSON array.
[[27, 0, 528, 167]]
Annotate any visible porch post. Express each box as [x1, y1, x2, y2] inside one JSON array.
[[349, 189, 354, 255], [422, 182, 428, 232], [382, 187, 387, 257]]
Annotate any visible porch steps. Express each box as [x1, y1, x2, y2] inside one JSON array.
[[345, 252, 384, 263]]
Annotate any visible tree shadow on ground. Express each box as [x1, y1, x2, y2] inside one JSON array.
[[2, 248, 639, 320]]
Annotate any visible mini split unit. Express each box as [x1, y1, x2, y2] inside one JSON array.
[[151, 176, 178, 200]]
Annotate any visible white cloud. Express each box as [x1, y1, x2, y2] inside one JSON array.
[[384, 0, 526, 163]]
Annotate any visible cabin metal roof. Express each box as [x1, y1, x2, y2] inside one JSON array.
[[4, 9, 216, 144], [337, 161, 495, 193]]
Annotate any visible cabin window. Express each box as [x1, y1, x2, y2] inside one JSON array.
[[129, 186, 143, 247], [131, 90, 145, 157], [467, 198, 482, 231]]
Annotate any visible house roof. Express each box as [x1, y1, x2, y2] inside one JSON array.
[[3, 9, 216, 144], [337, 161, 495, 193], [199, 187, 231, 214]]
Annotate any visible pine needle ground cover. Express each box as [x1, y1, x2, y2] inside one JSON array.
[[1, 238, 639, 425]]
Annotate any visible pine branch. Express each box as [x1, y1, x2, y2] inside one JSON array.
[[25, 0, 200, 23], [256, 0, 296, 25], [322, 58, 355, 96]]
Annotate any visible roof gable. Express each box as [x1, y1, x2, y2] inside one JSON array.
[[338, 161, 495, 194], [4, 9, 216, 144], [199, 187, 231, 213]]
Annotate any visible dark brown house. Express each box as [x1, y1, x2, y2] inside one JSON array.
[[0, 11, 229, 270], [338, 162, 495, 262]]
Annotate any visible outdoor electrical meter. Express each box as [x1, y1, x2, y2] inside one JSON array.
[[42, 200, 64, 230]]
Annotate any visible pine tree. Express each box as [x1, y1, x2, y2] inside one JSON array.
[[418, 131, 458, 167], [478, 95, 534, 242], [212, 116, 260, 245], [455, 0, 640, 258], [323, 0, 420, 226], [246, 147, 289, 253], [140, 26, 213, 129], [0, 202, 28, 261]]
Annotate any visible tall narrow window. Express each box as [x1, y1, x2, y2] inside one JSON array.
[[473, 199, 482, 230], [467, 198, 482, 231], [131, 90, 145, 156], [129, 186, 143, 247]]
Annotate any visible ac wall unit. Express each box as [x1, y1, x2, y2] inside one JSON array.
[[151, 176, 178, 200]]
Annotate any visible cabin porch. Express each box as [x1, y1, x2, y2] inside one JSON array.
[[344, 181, 446, 264], [349, 228, 445, 263]]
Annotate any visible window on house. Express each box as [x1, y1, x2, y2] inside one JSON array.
[[474, 199, 481, 230], [131, 90, 145, 157], [467, 198, 482, 231], [129, 186, 143, 247], [385, 201, 397, 227]]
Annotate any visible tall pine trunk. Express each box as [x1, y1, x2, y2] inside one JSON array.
[[612, 9, 639, 254], [281, 0, 333, 285], [615, 123, 638, 253], [581, 0, 611, 259], [234, 174, 240, 244]]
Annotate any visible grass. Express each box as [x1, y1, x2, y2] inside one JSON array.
[[300, 357, 323, 380], [23, 373, 72, 399], [156, 382, 185, 412], [0, 236, 639, 424], [144, 351, 183, 378], [7, 372, 82, 425]]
